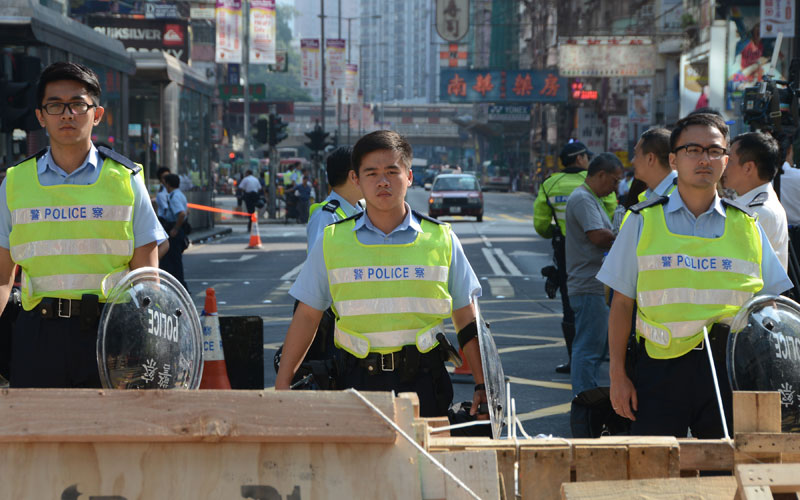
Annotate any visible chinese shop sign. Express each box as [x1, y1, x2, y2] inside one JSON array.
[[440, 69, 566, 103]]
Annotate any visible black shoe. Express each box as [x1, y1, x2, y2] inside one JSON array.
[[555, 362, 570, 374]]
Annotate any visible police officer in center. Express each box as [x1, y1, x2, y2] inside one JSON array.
[[533, 142, 617, 373], [597, 113, 792, 437], [276, 130, 487, 417], [0, 62, 167, 388]]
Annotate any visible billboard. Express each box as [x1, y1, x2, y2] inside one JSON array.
[[440, 69, 566, 103], [89, 17, 189, 63]]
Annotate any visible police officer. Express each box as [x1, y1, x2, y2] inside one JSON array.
[[0, 62, 167, 388], [276, 130, 487, 418], [597, 113, 792, 437], [306, 146, 363, 252], [631, 128, 676, 202], [722, 131, 788, 271], [533, 142, 617, 373]]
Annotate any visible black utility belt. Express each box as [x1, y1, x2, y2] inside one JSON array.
[[349, 345, 445, 375], [31, 296, 101, 320]]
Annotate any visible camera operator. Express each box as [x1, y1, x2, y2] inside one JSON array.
[[722, 131, 789, 271]]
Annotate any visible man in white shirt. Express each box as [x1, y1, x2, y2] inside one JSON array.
[[239, 169, 263, 232], [723, 131, 789, 270], [780, 144, 800, 226]]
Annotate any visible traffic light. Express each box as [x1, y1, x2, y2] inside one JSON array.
[[269, 113, 288, 147], [304, 124, 330, 156], [1, 54, 41, 133], [254, 117, 269, 145]]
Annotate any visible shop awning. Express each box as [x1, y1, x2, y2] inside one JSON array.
[[0, 0, 136, 74], [132, 52, 214, 96]]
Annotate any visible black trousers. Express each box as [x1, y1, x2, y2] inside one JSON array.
[[160, 229, 187, 291], [244, 191, 260, 232], [552, 235, 574, 324], [630, 342, 732, 438], [9, 308, 103, 388], [338, 355, 454, 418]]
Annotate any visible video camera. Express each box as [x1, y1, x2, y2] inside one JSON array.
[[742, 58, 800, 150]]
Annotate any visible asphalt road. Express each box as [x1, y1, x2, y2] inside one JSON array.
[[184, 187, 603, 437]]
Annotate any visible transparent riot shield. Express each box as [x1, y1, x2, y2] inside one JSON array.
[[472, 290, 506, 439], [728, 295, 800, 432], [97, 267, 204, 389]]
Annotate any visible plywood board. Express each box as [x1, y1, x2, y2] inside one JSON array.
[[0, 389, 397, 443], [561, 476, 738, 499], [519, 446, 570, 500], [678, 439, 734, 471], [737, 463, 800, 495], [421, 450, 500, 500]]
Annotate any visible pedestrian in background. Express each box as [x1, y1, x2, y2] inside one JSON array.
[[295, 175, 312, 224], [565, 153, 621, 399], [159, 173, 189, 291], [239, 169, 263, 233]]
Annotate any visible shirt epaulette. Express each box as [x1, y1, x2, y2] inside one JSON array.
[[747, 191, 769, 207], [8, 148, 47, 169], [322, 199, 341, 213], [97, 146, 141, 175], [722, 199, 754, 217], [629, 195, 668, 214], [332, 211, 364, 225], [412, 210, 445, 225]]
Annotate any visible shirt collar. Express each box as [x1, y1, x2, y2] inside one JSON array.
[[40, 145, 101, 177], [353, 203, 421, 236], [666, 189, 726, 217], [654, 170, 677, 195], [736, 182, 773, 206], [327, 190, 360, 216]]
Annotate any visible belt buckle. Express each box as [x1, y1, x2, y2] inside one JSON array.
[[381, 352, 395, 372], [57, 298, 71, 319]]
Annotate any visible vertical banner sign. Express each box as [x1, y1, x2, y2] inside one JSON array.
[[215, 0, 242, 63], [326, 39, 346, 89], [761, 0, 794, 37], [436, 0, 469, 42], [249, 0, 276, 64], [607, 115, 629, 152], [628, 78, 652, 125], [344, 63, 358, 104], [301, 39, 321, 99]]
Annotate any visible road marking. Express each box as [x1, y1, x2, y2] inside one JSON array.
[[480, 234, 493, 248], [517, 402, 571, 422], [506, 375, 570, 390], [494, 248, 521, 276], [209, 254, 257, 263], [487, 277, 514, 298], [481, 247, 504, 275], [280, 263, 304, 281], [498, 214, 530, 223], [498, 342, 563, 354]]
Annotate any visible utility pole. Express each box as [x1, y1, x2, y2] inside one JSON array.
[[336, 0, 342, 145], [268, 104, 277, 220], [242, 0, 251, 174], [319, 0, 327, 202]]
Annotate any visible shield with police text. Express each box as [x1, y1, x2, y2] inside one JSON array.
[[728, 295, 800, 432], [472, 290, 506, 438], [97, 267, 203, 389]]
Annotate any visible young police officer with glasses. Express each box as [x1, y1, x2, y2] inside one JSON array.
[[0, 62, 166, 388], [597, 113, 791, 437], [276, 130, 487, 418]]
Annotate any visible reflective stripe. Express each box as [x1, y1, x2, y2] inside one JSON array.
[[637, 288, 753, 308], [334, 297, 452, 317], [335, 323, 443, 355], [328, 265, 448, 285], [11, 205, 133, 225], [29, 270, 127, 297], [636, 316, 733, 346], [637, 254, 760, 277], [10, 239, 133, 262]]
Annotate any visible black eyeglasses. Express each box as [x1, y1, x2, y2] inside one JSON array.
[[41, 102, 97, 115], [673, 143, 728, 160]]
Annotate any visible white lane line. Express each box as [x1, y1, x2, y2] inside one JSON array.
[[480, 233, 492, 248], [482, 247, 504, 275], [280, 262, 304, 281], [487, 277, 514, 298], [494, 248, 522, 276]]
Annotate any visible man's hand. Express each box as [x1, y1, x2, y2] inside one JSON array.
[[471, 384, 488, 418], [610, 370, 637, 421], [275, 302, 324, 390]]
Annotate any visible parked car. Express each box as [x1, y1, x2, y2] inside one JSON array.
[[428, 174, 483, 222]]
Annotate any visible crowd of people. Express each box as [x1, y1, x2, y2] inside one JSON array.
[[535, 111, 798, 438]]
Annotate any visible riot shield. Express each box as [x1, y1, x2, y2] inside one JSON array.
[[728, 295, 800, 432], [472, 291, 506, 439], [97, 267, 204, 389]]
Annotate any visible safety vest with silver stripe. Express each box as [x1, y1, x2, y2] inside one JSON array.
[[323, 216, 453, 358], [309, 200, 347, 220], [7, 156, 135, 310], [635, 203, 763, 359]]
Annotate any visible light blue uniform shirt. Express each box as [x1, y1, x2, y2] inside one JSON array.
[[0, 146, 167, 249], [643, 169, 677, 200], [290, 204, 482, 311], [155, 186, 169, 218], [306, 191, 362, 252], [597, 190, 792, 299], [164, 189, 188, 223]]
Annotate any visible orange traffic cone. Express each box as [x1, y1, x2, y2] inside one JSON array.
[[247, 213, 263, 249], [199, 288, 232, 389], [454, 348, 472, 375]]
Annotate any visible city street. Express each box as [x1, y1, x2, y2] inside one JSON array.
[[184, 187, 605, 437]]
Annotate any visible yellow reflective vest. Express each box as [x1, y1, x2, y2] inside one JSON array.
[[309, 199, 347, 220], [323, 213, 453, 358], [533, 168, 617, 238], [635, 202, 763, 359], [6, 155, 136, 310]]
